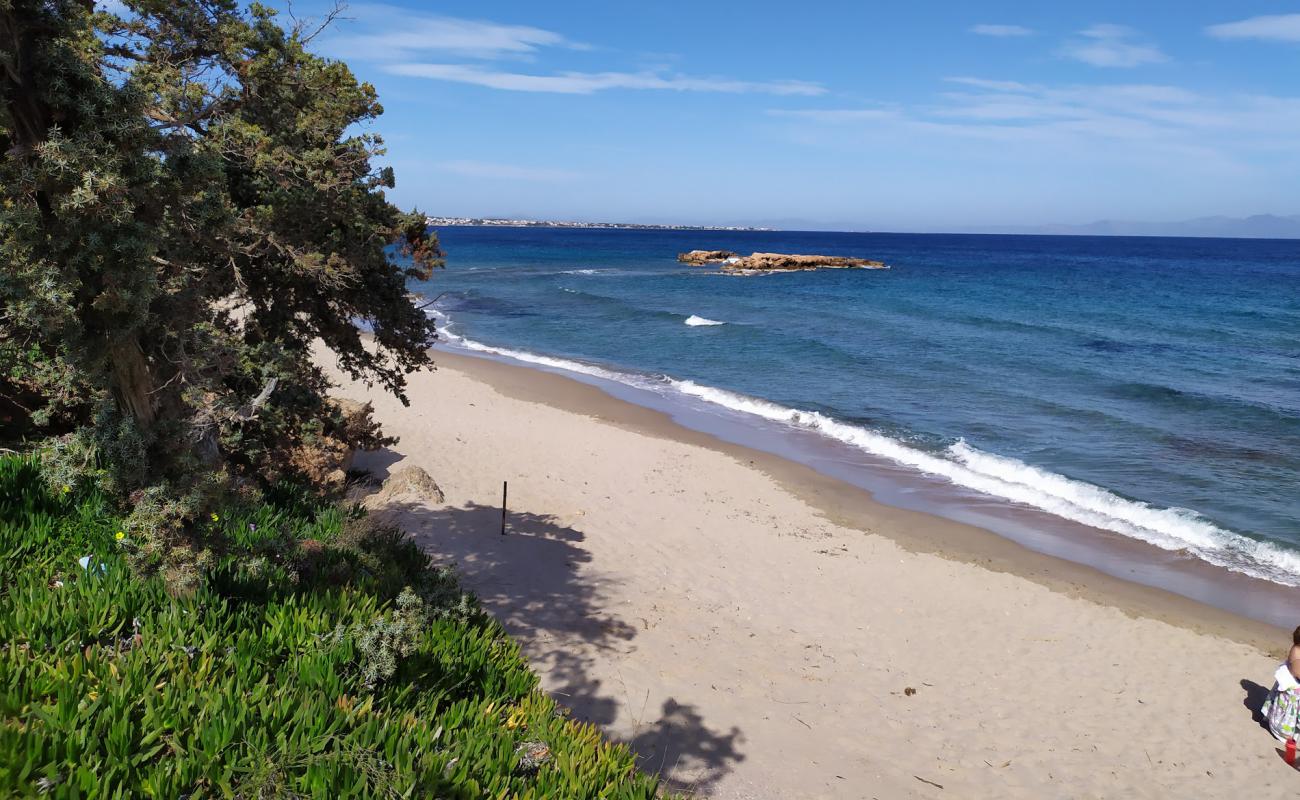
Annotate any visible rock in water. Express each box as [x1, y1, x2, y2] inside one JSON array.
[[678, 249, 889, 274], [723, 252, 888, 274], [678, 249, 739, 265]]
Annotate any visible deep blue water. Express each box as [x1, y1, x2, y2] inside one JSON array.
[[411, 228, 1300, 585]]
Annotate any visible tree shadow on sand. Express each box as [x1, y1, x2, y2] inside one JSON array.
[[371, 492, 745, 794], [628, 699, 745, 796]]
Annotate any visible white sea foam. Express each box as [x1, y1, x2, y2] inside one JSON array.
[[426, 305, 1300, 586], [430, 309, 657, 387], [560, 268, 604, 275], [427, 308, 456, 339], [684, 315, 726, 326], [669, 380, 1300, 586]]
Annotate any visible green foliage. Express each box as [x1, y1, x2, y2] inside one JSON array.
[[0, 456, 663, 798], [341, 587, 428, 687], [0, 0, 443, 523]]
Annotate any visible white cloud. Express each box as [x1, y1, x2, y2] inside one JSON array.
[[322, 5, 586, 61], [1062, 24, 1168, 68], [387, 63, 825, 96], [1206, 14, 1300, 42], [970, 24, 1034, 37], [436, 160, 581, 182]]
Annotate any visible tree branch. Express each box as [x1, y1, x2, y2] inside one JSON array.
[[230, 377, 278, 421]]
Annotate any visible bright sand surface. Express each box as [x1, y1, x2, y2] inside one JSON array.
[[326, 349, 1295, 799]]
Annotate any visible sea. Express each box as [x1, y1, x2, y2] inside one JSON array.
[[408, 227, 1300, 618]]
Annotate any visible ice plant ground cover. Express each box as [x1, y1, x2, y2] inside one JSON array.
[[0, 455, 662, 798]]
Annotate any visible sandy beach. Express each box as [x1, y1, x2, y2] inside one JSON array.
[[328, 349, 1295, 798]]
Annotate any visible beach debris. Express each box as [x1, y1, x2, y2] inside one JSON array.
[[515, 740, 552, 774], [77, 555, 107, 576], [904, 686, 917, 696], [34, 773, 63, 794], [913, 775, 944, 790]]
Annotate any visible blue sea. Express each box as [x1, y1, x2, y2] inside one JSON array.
[[410, 228, 1300, 589]]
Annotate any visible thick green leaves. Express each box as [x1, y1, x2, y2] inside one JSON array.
[[0, 457, 663, 798]]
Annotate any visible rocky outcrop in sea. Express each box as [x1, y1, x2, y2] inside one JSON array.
[[678, 250, 888, 274]]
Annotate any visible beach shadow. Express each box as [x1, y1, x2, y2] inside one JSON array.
[[352, 447, 404, 482], [377, 500, 634, 648], [1241, 679, 1269, 728], [373, 495, 746, 792], [628, 699, 745, 796]]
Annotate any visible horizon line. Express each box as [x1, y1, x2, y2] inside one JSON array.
[[424, 214, 1300, 241]]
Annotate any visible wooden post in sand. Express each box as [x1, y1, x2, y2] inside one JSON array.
[[501, 480, 508, 535]]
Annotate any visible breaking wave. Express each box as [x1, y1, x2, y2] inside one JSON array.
[[426, 306, 1300, 587]]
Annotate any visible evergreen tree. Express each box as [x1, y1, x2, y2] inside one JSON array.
[[1, 0, 441, 549]]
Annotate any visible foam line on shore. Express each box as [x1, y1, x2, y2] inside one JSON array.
[[427, 307, 1300, 587]]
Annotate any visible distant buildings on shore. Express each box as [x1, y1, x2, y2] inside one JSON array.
[[425, 216, 771, 232]]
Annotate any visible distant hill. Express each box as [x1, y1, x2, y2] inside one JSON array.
[[981, 214, 1300, 240]]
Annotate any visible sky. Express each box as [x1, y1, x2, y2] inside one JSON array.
[[287, 1, 1300, 230]]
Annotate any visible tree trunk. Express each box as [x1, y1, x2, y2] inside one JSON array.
[[108, 338, 156, 426]]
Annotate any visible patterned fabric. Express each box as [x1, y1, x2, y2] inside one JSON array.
[[1262, 683, 1300, 742]]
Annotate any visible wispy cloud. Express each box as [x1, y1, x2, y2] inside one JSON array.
[[386, 63, 825, 96], [322, 4, 587, 61], [1062, 24, 1168, 68], [946, 77, 1034, 93], [436, 160, 581, 182], [326, 6, 823, 97], [768, 77, 1300, 167], [970, 24, 1034, 37], [1206, 14, 1300, 43], [768, 108, 899, 123]]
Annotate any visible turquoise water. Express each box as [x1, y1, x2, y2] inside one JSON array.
[[411, 228, 1300, 586]]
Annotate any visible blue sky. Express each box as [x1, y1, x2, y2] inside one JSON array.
[[294, 1, 1300, 230]]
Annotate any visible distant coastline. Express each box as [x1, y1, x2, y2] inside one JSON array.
[[427, 213, 1300, 239], [426, 216, 772, 232]]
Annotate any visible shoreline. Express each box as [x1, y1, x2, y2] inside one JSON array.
[[431, 346, 1292, 645], [330, 345, 1293, 797]]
